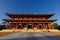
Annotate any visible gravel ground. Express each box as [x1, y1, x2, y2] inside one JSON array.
[[0, 32, 60, 40]]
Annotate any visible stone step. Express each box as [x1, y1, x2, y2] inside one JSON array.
[[0, 29, 59, 32]]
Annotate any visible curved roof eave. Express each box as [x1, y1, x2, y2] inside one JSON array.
[[5, 13, 54, 18]]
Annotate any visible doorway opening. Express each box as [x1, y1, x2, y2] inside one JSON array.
[[18, 24, 21, 29], [28, 23, 32, 29], [13, 23, 16, 29], [34, 23, 38, 28], [22, 23, 27, 29], [39, 25, 42, 29]]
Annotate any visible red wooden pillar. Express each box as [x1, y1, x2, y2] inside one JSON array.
[[43, 23, 46, 29], [51, 24, 54, 29], [26, 22, 28, 29], [11, 23, 13, 29], [42, 24, 43, 29], [9, 22, 11, 29], [5, 26, 7, 29], [48, 23, 52, 29], [32, 22, 34, 29], [21, 22, 22, 29], [41, 23, 43, 29], [16, 23, 18, 29], [6, 22, 9, 29], [42, 22, 44, 29], [38, 23, 39, 29], [10, 23, 14, 29], [10, 23, 12, 29], [48, 23, 50, 29], [49, 23, 51, 29], [12, 23, 14, 29]]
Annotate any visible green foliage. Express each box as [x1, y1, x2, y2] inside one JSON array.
[[34, 24, 38, 28], [54, 23, 58, 29], [58, 25, 60, 30], [54, 23, 60, 30], [0, 25, 6, 30]]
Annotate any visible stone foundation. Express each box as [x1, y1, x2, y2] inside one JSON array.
[[0, 29, 59, 32]]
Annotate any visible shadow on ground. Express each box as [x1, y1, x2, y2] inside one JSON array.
[[1, 36, 60, 40]]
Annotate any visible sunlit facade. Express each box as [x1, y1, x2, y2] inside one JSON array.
[[3, 13, 57, 29]]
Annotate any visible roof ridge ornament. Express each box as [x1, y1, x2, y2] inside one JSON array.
[[34, 12, 37, 15]]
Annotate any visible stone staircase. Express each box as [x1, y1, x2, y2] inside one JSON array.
[[0, 29, 59, 32]]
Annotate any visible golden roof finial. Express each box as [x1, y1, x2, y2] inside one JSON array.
[[34, 12, 37, 14]]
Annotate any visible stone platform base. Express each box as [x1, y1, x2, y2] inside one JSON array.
[[0, 29, 60, 32]]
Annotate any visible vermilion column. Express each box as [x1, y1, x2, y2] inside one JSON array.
[[21, 22, 22, 29], [48, 23, 50, 29], [11, 23, 14, 29], [6, 22, 9, 29], [5, 26, 7, 29], [11, 23, 13, 29], [26, 22, 28, 29], [43, 23, 45, 29], [38, 23, 39, 29], [32, 22, 34, 29], [42, 24, 43, 29], [12, 23, 14, 29], [51, 24, 54, 29], [9, 22, 11, 29], [42, 23, 44, 29], [43, 23, 46, 29], [10, 23, 12, 29], [41, 23, 43, 29], [16, 23, 18, 29]]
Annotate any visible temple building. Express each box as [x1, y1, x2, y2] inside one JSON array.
[[3, 13, 57, 29]]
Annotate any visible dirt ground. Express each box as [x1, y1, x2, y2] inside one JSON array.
[[0, 32, 13, 37], [46, 32, 60, 36]]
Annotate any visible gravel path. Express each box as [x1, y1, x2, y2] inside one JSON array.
[[0, 32, 60, 40]]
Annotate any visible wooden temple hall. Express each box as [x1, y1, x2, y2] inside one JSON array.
[[3, 13, 57, 29]]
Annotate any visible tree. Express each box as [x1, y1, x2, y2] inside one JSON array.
[[58, 25, 60, 30], [53, 23, 58, 29], [0, 24, 6, 30], [53, 23, 60, 30], [0, 22, 7, 30], [0, 25, 2, 30]]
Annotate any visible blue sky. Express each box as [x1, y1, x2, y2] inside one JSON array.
[[0, 0, 60, 24]]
